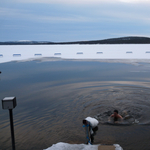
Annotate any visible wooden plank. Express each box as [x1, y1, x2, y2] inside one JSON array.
[[98, 145, 116, 150]]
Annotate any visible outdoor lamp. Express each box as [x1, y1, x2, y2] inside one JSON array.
[[2, 96, 17, 150], [2, 97, 17, 109]]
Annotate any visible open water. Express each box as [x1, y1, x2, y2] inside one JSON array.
[[0, 56, 150, 149]]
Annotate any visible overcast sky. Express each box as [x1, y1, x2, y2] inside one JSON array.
[[0, 0, 150, 42]]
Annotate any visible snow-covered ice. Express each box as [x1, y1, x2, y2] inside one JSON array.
[[0, 44, 150, 63]]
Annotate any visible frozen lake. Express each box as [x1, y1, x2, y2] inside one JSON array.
[[0, 44, 150, 63], [0, 45, 150, 150]]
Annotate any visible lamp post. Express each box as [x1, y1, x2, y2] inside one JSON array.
[[2, 97, 17, 150]]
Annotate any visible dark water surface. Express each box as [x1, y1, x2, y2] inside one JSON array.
[[0, 60, 150, 150]]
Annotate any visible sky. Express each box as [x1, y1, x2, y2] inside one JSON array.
[[0, 0, 150, 42]]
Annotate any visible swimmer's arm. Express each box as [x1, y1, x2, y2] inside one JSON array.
[[108, 114, 114, 121], [118, 114, 123, 119], [118, 115, 123, 122], [110, 114, 114, 118], [110, 114, 114, 117]]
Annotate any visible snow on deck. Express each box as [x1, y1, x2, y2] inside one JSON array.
[[44, 142, 123, 150]]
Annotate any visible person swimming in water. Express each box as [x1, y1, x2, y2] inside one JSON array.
[[110, 110, 123, 123]]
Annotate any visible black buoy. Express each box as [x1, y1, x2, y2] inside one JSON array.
[[0, 71, 1, 74]]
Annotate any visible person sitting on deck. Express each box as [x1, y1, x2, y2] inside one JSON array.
[[110, 110, 123, 123], [83, 117, 99, 144]]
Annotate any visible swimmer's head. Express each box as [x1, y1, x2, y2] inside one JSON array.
[[114, 110, 118, 114]]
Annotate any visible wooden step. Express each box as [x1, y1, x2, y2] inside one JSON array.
[[98, 145, 115, 150]]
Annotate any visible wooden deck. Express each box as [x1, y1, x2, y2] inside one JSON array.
[[98, 145, 116, 150]]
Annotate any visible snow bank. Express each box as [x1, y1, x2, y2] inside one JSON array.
[[44, 142, 123, 150]]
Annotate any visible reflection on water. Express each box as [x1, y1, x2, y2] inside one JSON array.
[[0, 60, 150, 150]]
